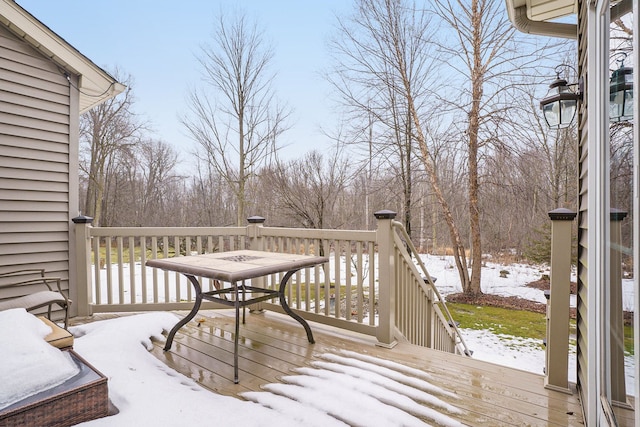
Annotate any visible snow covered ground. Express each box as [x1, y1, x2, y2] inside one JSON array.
[[416, 254, 635, 393]]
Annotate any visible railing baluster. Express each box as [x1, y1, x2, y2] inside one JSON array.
[[345, 241, 352, 321], [303, 238, 310, 312], [92, 236, 101, 305], [369, 242, 375, 325], [185, 236, 192, 301], [151, 237, 158, 303], [333, 241, 340, 318], [116, 237, 124, 303], [141, 237, 147, 304], [174, 236, 181, 302], [129, 236, 136, 304], [314, 238, 321, 314], [162, 236, 169, 303], [356, 242, 363, 323], [106, 238, 112, 305]]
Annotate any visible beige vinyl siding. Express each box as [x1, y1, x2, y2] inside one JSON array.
[[575, 0, 589, 408], [0, 24, 72, 317]]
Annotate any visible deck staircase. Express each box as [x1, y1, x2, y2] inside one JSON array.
[[389, 219, 471, 356]]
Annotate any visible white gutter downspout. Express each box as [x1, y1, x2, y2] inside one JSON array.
[[633, 0, 639, 424], [507, 5, 577, 39], [587, 2, 611, 423]]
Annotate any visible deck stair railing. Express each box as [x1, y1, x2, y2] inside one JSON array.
[[73, 211, 463, 354], [390, 219, 471, 357]]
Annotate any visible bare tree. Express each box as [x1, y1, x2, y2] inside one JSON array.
[[184, 161, 237, 227], [328, 0, 477, 291], [328, 0, 437, 240], [182, 10, 290, 226], [426, 0, 522, 294], [80, 71, 144, 225], [137, 139, 181, 225], [264, 149, 351, 230]]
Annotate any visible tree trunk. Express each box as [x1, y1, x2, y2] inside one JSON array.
[[467, 0, 483, 296], [386, 6, 471, 291]]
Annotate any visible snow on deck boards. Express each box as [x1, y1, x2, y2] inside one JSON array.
[[78, 311, 634, 426], [161, 310, 584, 426]]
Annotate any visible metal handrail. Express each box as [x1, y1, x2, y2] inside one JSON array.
[[391, 220, 472, 357]]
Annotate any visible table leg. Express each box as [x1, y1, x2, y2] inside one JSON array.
[[241, 280, 246, 324], [234, 281, 240, 384], [164, 275, 202, 351], [279, 269, 315, 344]]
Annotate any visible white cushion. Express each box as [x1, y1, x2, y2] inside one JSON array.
[[0, 291, 67, 312]]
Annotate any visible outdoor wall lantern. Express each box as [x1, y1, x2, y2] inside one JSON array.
[[609, 53, 634, 123], [541, 57, 634, 128], [540, 65, 582, 129]]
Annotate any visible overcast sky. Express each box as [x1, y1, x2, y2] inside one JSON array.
[[17, 0, 352, 164]]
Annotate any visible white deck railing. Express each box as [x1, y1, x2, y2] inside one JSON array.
[[73, 211, 468, 354]]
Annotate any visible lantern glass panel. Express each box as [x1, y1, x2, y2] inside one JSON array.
[[543, 101, 560, 128], [560, 99, 577, 126], [610, 89, 624, 119], [623, 88, 633, 120]]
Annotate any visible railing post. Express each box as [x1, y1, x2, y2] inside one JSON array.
[[247, 216, 266, 251], [545, 208, 576, 393], [72, 215, 94, 317], [374, 210, 397, 348], [247, 216, 266, 312], [610, 208, 628, 405]]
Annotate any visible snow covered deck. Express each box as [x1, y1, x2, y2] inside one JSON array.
[[77, 310, 634, 426]]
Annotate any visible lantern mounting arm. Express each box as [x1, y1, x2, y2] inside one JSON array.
[[613, 52, 627, 69], [552, 64, 583, 101]]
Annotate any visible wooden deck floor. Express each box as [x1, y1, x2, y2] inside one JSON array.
[[80, 310, 635, 426]]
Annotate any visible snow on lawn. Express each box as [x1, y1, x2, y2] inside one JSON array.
[[419, 254, 554, 303]]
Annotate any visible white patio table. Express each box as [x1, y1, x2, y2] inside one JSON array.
[[146, 249, 328, 383]]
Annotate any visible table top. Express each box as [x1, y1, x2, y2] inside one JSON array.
[[146, 249, 328, 283]]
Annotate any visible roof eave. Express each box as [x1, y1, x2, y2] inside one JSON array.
[[505, 0, 632, 39], [0, 0, 125, 113], [504, 0, 577, 39]]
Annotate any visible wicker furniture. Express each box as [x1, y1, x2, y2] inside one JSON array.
[[0, 350, 108, 427], [0, 269, 71, 328]]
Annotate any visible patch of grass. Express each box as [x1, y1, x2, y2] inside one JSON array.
[[446, 302, 547, 340], [624, 324, 634, 354], [285, 283, 343, 302], [447, 302, 634, 355]]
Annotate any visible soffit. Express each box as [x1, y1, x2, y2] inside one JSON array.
[[525, 0, 577, 21]]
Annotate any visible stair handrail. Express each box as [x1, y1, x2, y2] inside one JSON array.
[[391, 220, 472, 357]]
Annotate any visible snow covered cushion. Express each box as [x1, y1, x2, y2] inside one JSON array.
[[0, 308, 79, 410]]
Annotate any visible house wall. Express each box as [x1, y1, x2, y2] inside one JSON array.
[[0, 24, 76, 318]]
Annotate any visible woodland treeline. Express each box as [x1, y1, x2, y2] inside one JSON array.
[[78, 0, 634, 289]]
